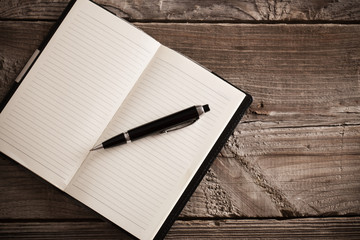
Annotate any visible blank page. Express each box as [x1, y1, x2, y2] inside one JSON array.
[[66, 45, 246, 239], [0, 0, 160, 189]]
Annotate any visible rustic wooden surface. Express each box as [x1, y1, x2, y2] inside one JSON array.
[[1, 0, 360, 239]]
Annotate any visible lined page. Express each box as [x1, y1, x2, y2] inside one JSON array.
[[66, 45, 246, 239], [0, 0, 160, 189]]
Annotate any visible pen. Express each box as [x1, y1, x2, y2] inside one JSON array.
[[90, 104, 210, 151]]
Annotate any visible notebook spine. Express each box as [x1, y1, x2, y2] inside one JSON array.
[[39, 0, 77, 51]]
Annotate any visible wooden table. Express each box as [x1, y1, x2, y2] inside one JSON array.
[[1, 1, 360, 239]]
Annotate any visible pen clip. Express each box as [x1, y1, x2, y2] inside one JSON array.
[[160, 119, 198, 134]]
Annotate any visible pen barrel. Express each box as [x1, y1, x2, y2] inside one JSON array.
[[128, 106, 200, 141], [102, 133, 127, 148]]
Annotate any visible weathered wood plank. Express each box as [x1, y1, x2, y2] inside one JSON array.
[[1, 0, 360, 22], [1, 22, 359, 127], [0, 21, 359, 220], [0, 218, 359, 239], [168, 218, 360, 239], [0, 221, 134, 240]]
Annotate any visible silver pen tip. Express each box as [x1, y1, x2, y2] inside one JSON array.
[[90, 144, 103, 151]]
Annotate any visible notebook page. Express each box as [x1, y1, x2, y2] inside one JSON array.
[[0, 0, 160, 190], [66, 45, 246, 239]]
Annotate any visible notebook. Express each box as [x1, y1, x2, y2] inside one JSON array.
[[0, 0, 252, 239]]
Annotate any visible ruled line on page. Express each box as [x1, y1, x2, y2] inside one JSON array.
[[0, 134, 67, 180], [81, 163, 159, 217], [95, 149, 174, 196], [0, 128, 70, 179], [38, 65, 112, 117], [72, 183, 147, 230], [155, 58, 229, 103], [44, 51, 125, 101], [60, 32, 137, 80], [78, 10, 154, 56], [77, 170, 154, 221], [53, 40, 134, 89], [53, 27, 148, 92], [6, 103, 82, 170], [20, 88, 97, 140], [87, 147, 176, 197], [7, 110, 80, 166], [48, 47, 132, 97], [65, 27, 138, 77], [3, 113, 80, 174], [85, 155, 166, 207], [45, 59, 118, 105], [35, 72, 109, 126], [74, 176, 150, 229], [10, 106, 84, 156], [70, 16, 148, 71]]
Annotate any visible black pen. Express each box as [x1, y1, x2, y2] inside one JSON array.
[[90, 105, 210, 151]]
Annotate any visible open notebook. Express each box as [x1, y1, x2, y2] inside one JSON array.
[[0, 0, 252, 239]]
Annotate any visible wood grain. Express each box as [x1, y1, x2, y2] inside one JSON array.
[[0, 221, 134, 240], [1, 22, 360, 127], [168, 218, 360, 239], [1, 0, 360, 21], [0, 218, 359, 239], [1, 22, 359, 223]]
